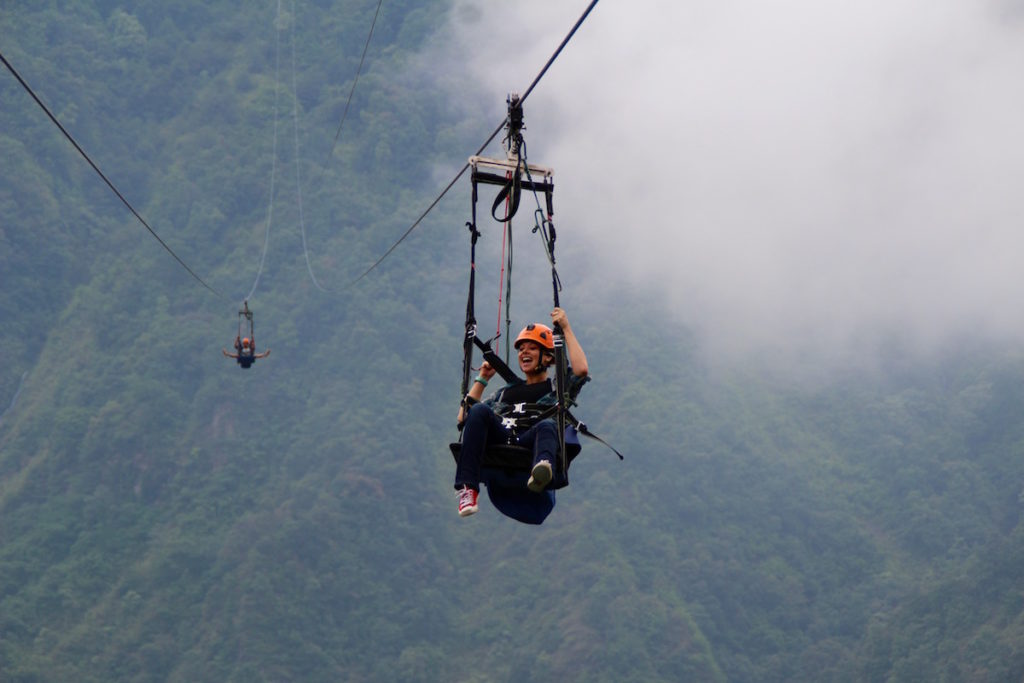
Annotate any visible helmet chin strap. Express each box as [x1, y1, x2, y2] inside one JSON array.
[[521, 354, 553, 380]]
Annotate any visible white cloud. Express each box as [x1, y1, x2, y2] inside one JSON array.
[[431, 0, 1024, 366]]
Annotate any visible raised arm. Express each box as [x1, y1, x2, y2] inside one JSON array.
[[551, 307, 588, 378]]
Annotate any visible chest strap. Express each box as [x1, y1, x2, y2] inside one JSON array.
[[494, 401, 557, 433]]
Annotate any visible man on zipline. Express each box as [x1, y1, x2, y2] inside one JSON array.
[[222, 336, 270, 369], [455, 307, 588, 517]]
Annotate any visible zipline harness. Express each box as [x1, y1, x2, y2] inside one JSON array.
[[455, 95, 621, 492]]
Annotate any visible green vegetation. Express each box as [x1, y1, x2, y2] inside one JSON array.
[[2, 2, 1024, 681]]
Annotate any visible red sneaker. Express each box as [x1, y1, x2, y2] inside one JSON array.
[[457, 486, 479, 517]]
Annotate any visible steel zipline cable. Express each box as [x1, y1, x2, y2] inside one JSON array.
[[330, 0, 384, 158], [245, 0, 285, 304], [0, 50, 226, 301], [290, 0, 330, 294], [281, 0, 383, 294], [350, 0, 600, 286]]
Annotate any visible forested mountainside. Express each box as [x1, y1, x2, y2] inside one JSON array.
[[2, 2, 1024, 681]]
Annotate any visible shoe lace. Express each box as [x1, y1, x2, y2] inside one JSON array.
[[459, 487, 475, 505]]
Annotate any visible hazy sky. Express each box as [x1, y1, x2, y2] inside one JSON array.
[[426, 0, 1024, 366]]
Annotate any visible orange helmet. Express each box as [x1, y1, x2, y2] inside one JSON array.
[[514, 323, 554, 350], [242, 337, 251, 347]]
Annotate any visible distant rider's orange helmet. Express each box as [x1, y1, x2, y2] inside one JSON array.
[[514, 323, 554, 350], [242, 337, 251, 347]]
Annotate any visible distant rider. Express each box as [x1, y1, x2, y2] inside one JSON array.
[[222, 336, 270, 369]]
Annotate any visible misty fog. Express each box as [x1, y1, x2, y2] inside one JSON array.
[[423, 0, 1024, 369]]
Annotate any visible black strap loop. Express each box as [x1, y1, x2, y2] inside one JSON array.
[[565, 410, 625, 460], [474, 336, 521, 385], [491, 171, 522, 222]]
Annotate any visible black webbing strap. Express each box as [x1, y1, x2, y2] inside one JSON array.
[[504, 402, 625, 462], [474, 336, 521, 384], [565, 409, 625, 461], [462, 172, 523, 398], [552, 327, 569, 481], [460, 188, 481, 401], [491, 169, 522, 223]]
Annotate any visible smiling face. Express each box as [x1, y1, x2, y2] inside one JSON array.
[[517, 340, 550, 378]]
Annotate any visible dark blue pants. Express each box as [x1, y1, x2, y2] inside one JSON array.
[[455, 402, 558, 491]]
